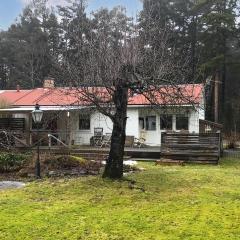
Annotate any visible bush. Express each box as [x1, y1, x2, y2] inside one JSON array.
[[224, 133, 240, 149], [0, 153, 26, 172]]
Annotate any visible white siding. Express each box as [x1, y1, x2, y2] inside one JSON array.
[[126, 109, 139, 138], [58, 106, 204, 146], [69, 109, 139, 145], [188, 110, 200, 133], [198, 106, 205, 120], [91, 112, 113, 135]]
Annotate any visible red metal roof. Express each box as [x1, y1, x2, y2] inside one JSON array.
[[0, 84, 203, 107]]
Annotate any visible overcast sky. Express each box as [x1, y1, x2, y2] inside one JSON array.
[[0, 0, 142, 30]]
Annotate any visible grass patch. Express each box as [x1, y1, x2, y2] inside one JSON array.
[[1, 158, 240, 239]]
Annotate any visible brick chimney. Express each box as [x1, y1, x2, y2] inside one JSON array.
[[43, 77, 55, 88]]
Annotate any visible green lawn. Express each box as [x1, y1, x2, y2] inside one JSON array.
[[1, 158, 240, 240]]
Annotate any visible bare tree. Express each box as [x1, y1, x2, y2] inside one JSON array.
[[56, 4, 200, 179]]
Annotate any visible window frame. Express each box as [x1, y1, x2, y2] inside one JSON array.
[[79, 114, 91, 130], [139, 117, 145, 130], [176, 115, 189, 131], [145, 115, 157, 131], [160, 115, 173, 130]]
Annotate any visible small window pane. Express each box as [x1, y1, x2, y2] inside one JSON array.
[[139, 117, 145, 130], [146, 116, 156, 131], [79, 114, 90, 130], [160, 115, 172, 130], [176, 115, 188, 130]]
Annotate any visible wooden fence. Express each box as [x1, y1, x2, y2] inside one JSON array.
[[161, 132, 221, 164]]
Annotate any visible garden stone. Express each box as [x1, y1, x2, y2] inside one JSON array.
[[27, 173, 35, 178], [79, 170, 87, 175], [48, 171, 57, 176], [0, 181, 25, 190], [89, 171, 99, 175]]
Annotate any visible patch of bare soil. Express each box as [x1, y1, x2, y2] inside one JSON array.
[[0, 153, 142, 180], [17, 154, 102, 178]]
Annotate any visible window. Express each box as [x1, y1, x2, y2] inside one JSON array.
[[139, 117, 145, 130], [0, 118, 25, 131], [79, 114, 90, 130], [160, 115, 172, 130], [146, 116, 156, 131], [176, 115, 189, 130]]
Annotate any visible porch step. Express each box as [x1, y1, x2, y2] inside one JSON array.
[[11, 146, 161, 160]]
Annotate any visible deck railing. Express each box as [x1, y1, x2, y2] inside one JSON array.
[[161, 132, 221, 164]]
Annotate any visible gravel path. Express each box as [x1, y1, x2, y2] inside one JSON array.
[[0, 181, 26, 190]]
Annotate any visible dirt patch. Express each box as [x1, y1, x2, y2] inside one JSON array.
[[0, 153, 142, 180], [17, 154, 102, 178]]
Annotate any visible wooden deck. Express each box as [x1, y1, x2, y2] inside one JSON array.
[[28, 145, 161, 159]]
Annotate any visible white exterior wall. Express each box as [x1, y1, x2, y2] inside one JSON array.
[[126, 109, 139, 138], [68, 109, 138, 145], [188, 109, 200, 133], [138, 107, 202, 146], [58, 106, 204, 146], [198, 106, 205, 120]]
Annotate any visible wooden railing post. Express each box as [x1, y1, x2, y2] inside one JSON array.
[[161, 132, 166, 145]]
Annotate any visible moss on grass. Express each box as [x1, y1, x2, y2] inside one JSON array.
[[1, 158, 240, 239]]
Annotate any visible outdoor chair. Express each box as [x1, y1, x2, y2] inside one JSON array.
[[133, 130, 146, 148], [100, 133, 112, 148], [93, 128, 103, 146], [133, 137, 146, 148]]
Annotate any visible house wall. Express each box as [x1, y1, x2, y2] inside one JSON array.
[[3, 104, 204, 147], [66, 109, 139, 145], [126, 109, 139, 138], [57, 111, 70, 144], [62, 106, 203, 146], [139, 107, 201, 146], [189, 109, 200, 133]]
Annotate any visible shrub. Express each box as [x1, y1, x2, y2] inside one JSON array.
[[224, 132, 240, 149], [0, 153, 26, 172]]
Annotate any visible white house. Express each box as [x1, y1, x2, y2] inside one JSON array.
[[0, 82, 204, 147]]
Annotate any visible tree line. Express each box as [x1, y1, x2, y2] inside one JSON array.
[[0, 0, 240, 130]]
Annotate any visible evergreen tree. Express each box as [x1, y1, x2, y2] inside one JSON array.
[[0, 1, 61, 89], [57, 0, 91, 84], [140, 0, 240, 125]]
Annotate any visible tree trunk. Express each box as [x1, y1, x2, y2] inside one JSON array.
[[103, 81, 128, 179], [190, 16, 197, 81]]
